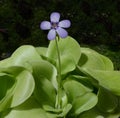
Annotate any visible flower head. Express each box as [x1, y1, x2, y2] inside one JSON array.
[[40, 12, 71, 40]]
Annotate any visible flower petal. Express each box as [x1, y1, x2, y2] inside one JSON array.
[[47, 29, 56, 40], [40, 21, 51, 30], [50, 12, 60, 23], [56, 27, 68, 38], [58, 20, 71, 28]]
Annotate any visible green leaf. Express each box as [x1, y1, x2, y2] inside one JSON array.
[[0, 74, 15, 100], [100, 54, 114, 70], [63, 77, 92, 102], [43, 105, 62, 113], [57, 104, 72, 117], [71, 93, 98, 116], [79, 107, 120, 118], [79, 48, 114, 71], [0, 74, 15, 112], [78, 107, 105, 118], [2, 97, 57, 118], [97, 87, 118, 113], [43, 104, 72, 117], [35, 47, 47, 56], [30, 60, 57, 107], [107, 114, 120, 118], [0, 67, 35, 111], [47, 36, 81, 74], [79, 68, 120, 96], [0, 45, 41, 71], [11, 69, 35, 107], [0, 66, 26, 77]]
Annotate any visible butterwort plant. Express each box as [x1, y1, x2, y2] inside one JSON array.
[[0, 12, 120, 118], [40, 12, 71, 109]]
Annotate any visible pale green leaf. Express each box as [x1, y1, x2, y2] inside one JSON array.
[[0, 45, 41, 71], [2, 97, 57, 118], [63, 77, 92, 102], [0, 74, 15, 100], [11, 69, 35, 107], [79, 107, 120, 118], [57, 104, 72, 117], [47, 36, 81, 74], [79, 68, 120, 96], [72, 93, 98, 115], [0, 67, 35, 111], [97, 87, 118, 113], [0, 75, 15, 112], [78, 107, 105, 118], [30, 60, 57, 107], [79, 48, 114, 71], [35, 47, 47, 56]]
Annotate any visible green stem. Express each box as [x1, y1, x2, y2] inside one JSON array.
[[55, 36, 61, 109]]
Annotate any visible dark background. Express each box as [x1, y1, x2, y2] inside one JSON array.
[[0, 0, 120, 69]]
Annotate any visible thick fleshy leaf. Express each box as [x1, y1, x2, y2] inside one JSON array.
[[79, 107, 120, 118], [0, 74, 15, 101], [43, 103, 72, 118], [0, 74, 15, 112], [35, 47, 55, 64], [35, 47, 47, 56], [63, 77, 92, 103], [107, 114, 120, 118], [69, 75, 94, 91], [47, 36, 81, 74], [2, 97, 57, 118], [43, 105, 62, 113], [11, 69, 35, 107], [40, 21, 51, 30], [79, 48, 114, 71], [79, 67, 120, 96], [0, 67, 35, 111], [0, 45, 42, 70], [97, 87, 118, 113], [50, 12, 60, 23], [57, 104, 72, 117], [100, 54, 114, 70], [30, 60, 57, 107], [78, 107, 105, 118], [71, 92, 98, 116]]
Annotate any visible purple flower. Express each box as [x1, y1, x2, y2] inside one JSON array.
[[40, 12, 71, 40]]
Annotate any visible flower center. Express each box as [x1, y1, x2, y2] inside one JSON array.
[[51, 22, 58, 29]]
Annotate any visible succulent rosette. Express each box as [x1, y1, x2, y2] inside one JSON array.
[[0, 12, 120, 118]]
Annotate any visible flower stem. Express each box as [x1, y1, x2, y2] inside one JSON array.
[[55, 36, 61, 109]]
